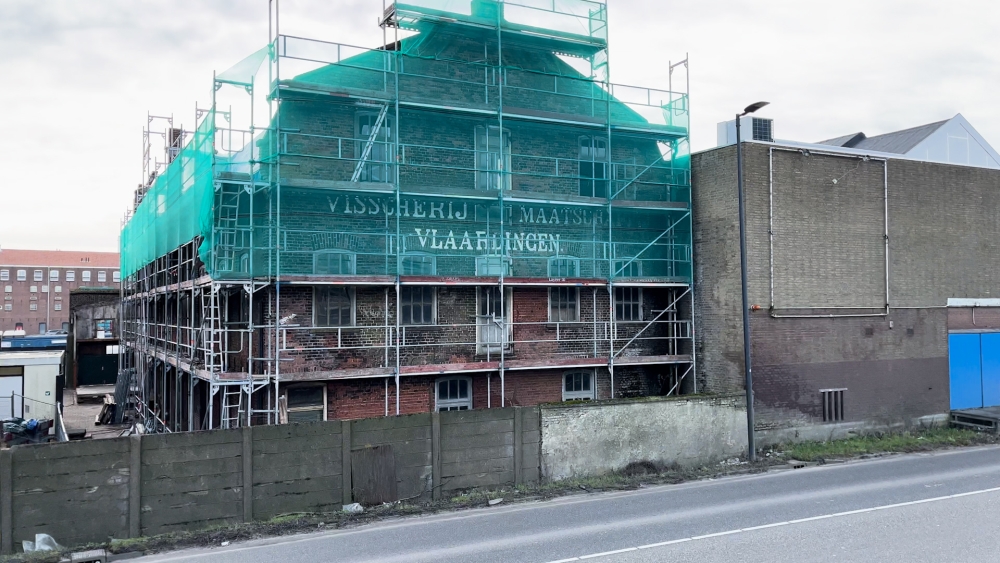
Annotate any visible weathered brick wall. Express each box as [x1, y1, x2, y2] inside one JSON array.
[[274, 285, 679, 374], [692, 142, 1000, 430], [324, 366, 661, 421]]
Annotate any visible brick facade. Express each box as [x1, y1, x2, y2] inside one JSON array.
[[0, 249, 120, 334], [692, 142, 1000, 433]]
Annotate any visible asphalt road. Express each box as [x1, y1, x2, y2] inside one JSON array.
[[136, 445, 1000, 563]]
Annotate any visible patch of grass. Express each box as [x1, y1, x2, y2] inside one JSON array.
[[779, 427, 998, 462]]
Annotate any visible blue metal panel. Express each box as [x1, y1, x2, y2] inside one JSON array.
[[949, 334, 983, 410], [982, 334, 1000, 408]]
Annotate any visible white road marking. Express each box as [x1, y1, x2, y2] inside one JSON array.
[[545, 485, 1000, 562]]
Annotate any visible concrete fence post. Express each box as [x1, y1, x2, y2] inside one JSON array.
[[341, 420, 352, 505], [1, 449, 13, 554], [431, 412, 442, 501], [242, 426, 253, 523], [513, 407, 523, 486], [129, 434, 141, 538]]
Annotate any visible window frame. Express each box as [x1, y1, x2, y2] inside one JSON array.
[[475, 125, 511, 191], [548, 256, 580, 278], [112, 271, 121, 283], [400, 254, 436, 276], [81, 271, 91, 282], [578, 135, 609, 198], [614, 286, 643, 322], [0, 270, 7, 281], [284, 384, 328, 423], [29, 303, 38, 311], [400, 286, 436, 326], [3, 304, 11, 311], [313, 286, 355, 327], [33, 270, 42, 282], [562, 370, 596, 401], [49, 270, 59, 282], [475, 255, 511, 277], [97, 271, 107, 283], [435, 376, 473, 411], [548, 286, 580, 323], [355, 111, 396, 183], [16, 270, 26, 281], [54, 303, 62, 311], [313, 250, 357, 276], [65, 270, 75, 282]]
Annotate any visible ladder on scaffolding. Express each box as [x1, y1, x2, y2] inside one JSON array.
[[201, 285, 225, 375], [214, 183, 244, 273], [351, 104, 389, 182], [220, 383, 245, 429]]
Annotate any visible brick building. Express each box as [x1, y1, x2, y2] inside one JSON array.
[[119, 0, 695, 431], [692, 115, 1000, 443], [0, 249, 120, 335]]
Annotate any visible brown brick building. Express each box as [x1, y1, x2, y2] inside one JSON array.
[[0, 249, 120, 334], [119, 0, 695, 431], [692, 117, 1000, 443]]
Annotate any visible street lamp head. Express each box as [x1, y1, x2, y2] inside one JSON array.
[[740, 101, 770, 117]]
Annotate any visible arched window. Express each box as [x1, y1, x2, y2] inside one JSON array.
[[313, 250, 356, 275]]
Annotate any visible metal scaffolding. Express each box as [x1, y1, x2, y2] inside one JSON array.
[[120, 0, 695, 431]]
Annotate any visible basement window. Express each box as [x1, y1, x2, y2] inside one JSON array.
[[436, 377, 472, 411], [285, 384, 327, 423], [821, 389, 846, 422], [563, 370, 595, 401]]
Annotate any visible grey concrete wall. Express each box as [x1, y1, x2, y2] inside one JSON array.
[[0, 407, 543, 552], [140, 430, 245, 536], [252, 422, 343, 519], [5, 439, 131, 550], [691, 142, 1000, 433], [539, 395, 747, 481]]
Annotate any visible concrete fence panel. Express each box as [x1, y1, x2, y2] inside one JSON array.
[[140, 429, 244, 536], [352, 413, 432, 501], [251, 422, 344, 520], [8, 438, 131, 549], [439, 408, 515, 493], [540, 396, 748, 481]]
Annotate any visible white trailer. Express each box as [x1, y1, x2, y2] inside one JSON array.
[[0, 351, 64, 421]]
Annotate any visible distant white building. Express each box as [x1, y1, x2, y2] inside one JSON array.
[[815, 114, 1000, 169], [718, 113, 1000, 170]]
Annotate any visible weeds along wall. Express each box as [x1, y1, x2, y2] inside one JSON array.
[[120, 0, 693, 284]]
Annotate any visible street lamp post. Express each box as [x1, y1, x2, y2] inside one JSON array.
[[736, 101, 769, 462]]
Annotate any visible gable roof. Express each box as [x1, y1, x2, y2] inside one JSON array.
[[819, 120, 948, 154]]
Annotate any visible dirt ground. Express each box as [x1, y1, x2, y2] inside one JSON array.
[[61, 388, 127, 440]]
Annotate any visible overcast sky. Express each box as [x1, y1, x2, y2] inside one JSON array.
[[1, 0, 998, 252]]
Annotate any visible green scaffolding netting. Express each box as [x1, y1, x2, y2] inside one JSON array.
[[121, 110, 216, 277], [122, 0, 693, 283]]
